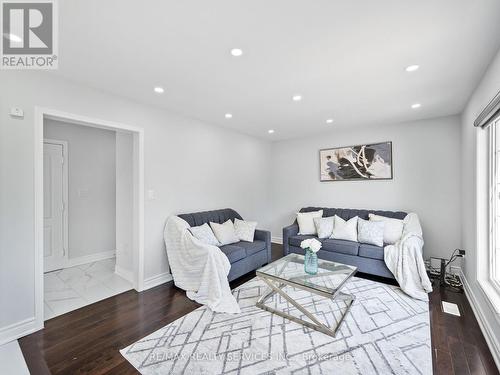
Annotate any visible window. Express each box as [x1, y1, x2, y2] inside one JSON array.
[[488, 116, 500, 293], [475, 93, 500, 313]]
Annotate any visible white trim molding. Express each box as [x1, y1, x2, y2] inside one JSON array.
[[460, 269, 500, 369], [65, 250, 116, 269], [115, 264, 134, 284], [271, 236, 283, 244], [0, 318, 38, 347], [143, 272, 173, 291]]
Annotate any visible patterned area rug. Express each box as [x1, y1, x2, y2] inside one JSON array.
[[121, 277, 431, 374]]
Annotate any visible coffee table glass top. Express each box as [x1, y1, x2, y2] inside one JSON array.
[[256, 253, 357, 296]]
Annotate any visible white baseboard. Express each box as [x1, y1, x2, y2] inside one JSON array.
[[65, 250, 116, 268], [459, 269, 500, 370], [115, 264, 134, 283], [0, 318, 39, 346], [143, 272, 173, 291], [272, 236, 283, 245]]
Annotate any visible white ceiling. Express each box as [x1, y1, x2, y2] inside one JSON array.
[[54, 0, 500, 140]]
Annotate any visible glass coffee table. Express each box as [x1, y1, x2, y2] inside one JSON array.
[[256, 253, 357, 337]]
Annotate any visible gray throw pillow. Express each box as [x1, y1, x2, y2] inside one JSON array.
[[313, 217, 334, 239], [357, 218, 385, 247], [234, 218, 258, 242], [188, 223, 220, 246]]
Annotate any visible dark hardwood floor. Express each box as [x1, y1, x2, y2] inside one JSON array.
[[19, 244, 498, 374]]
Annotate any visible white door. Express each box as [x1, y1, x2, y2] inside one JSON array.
[[44, 142, 67, 272]]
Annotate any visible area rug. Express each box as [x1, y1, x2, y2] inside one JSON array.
[[121, 277, 431, 374]]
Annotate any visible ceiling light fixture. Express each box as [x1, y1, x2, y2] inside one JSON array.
[[292, 95, 302, 102], [411, 103, 421, 109], [326, 119, 334, 124], [230, 48, 243, 57], [405, 65, 420, 72], [154, 87, 164, 94], [268, 129, 275, 134], [225, 113, 233, 119]]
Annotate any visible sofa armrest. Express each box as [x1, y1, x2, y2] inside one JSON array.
[[255, 229, 272, 263], [282, 223, 299, 255]]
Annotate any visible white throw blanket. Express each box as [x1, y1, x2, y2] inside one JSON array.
[[164, 216, 241, 314], [384, 213, 433, 301]]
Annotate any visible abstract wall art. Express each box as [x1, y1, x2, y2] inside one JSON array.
[[319, 141, 393, 181]]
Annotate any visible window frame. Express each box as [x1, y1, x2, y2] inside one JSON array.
[[478, 115, 500, 314], [489, 120, 500, 287]]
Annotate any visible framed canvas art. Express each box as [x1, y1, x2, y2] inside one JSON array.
[[319, 141, 393, 181]]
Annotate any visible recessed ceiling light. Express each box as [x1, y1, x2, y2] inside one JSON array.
[[405, 65, 420, 72], [6, 33, 22, 43], [292, 95, 302, 102], [326, 119, 334, 124], [268, 129, 275, 134], [411, 103, 421, 109], [225, 113, 233, 119], [154, 87, 164, 94], [230, 48, 243, 57]]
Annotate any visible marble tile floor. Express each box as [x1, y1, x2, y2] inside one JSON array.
[[44, 258, 133, 320]]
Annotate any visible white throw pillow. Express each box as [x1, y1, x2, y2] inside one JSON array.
[[368, 213, 404, 244], [313, 217, 334, 239], [357, 218, 385, 247], [234, 218, 257, 242], [189, 223, 220, 246], [210, 220, 240, 246], [297, 210, 323, 235], [330, 215, 358, 242]]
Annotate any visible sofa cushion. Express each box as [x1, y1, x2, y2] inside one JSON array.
[[234, 218, 258, 242], [235, 240, 266, 256], [299, 207, 407, 221], [358, 243, 384, 260], [331, 216, 358, 242], [188, 223, 220, 246], [297, 210, 323, 235], [321, 239, 359, 256], [219, 244, 246, 263], [210, 220, 239, 245], [179, 208, 243, 227], [368, 213, 404, 245], [357, 218, 384, 247], [288, 235, 318, 248], [313, 217, 334, 239]]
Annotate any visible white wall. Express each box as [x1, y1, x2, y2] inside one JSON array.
[[271, 116, 462, 260], [461, 48, 500, 364], [0, 71, 271, 341], [115, 131, 134, 279], [44, 120, 117, 259]]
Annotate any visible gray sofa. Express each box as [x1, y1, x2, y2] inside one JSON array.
[[178, 208, 271, 281], [283, 207, 408, 279]]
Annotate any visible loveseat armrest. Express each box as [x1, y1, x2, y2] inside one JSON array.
[[282, 223, 299, 256], [255, 229, 272, 263]]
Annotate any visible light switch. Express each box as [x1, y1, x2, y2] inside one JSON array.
[[10, 107, 24, 118], [147, 189, 157, 200], [78, 188, 89, 198]]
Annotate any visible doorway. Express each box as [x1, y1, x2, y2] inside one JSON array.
[[34, 108, 144, 328]]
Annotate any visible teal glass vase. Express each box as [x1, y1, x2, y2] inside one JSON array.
[[304, 249, 318, 275]]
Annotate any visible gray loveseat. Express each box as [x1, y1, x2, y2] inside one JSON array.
[[283, 207, 408, 279], [178, 208, 272, 281]]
